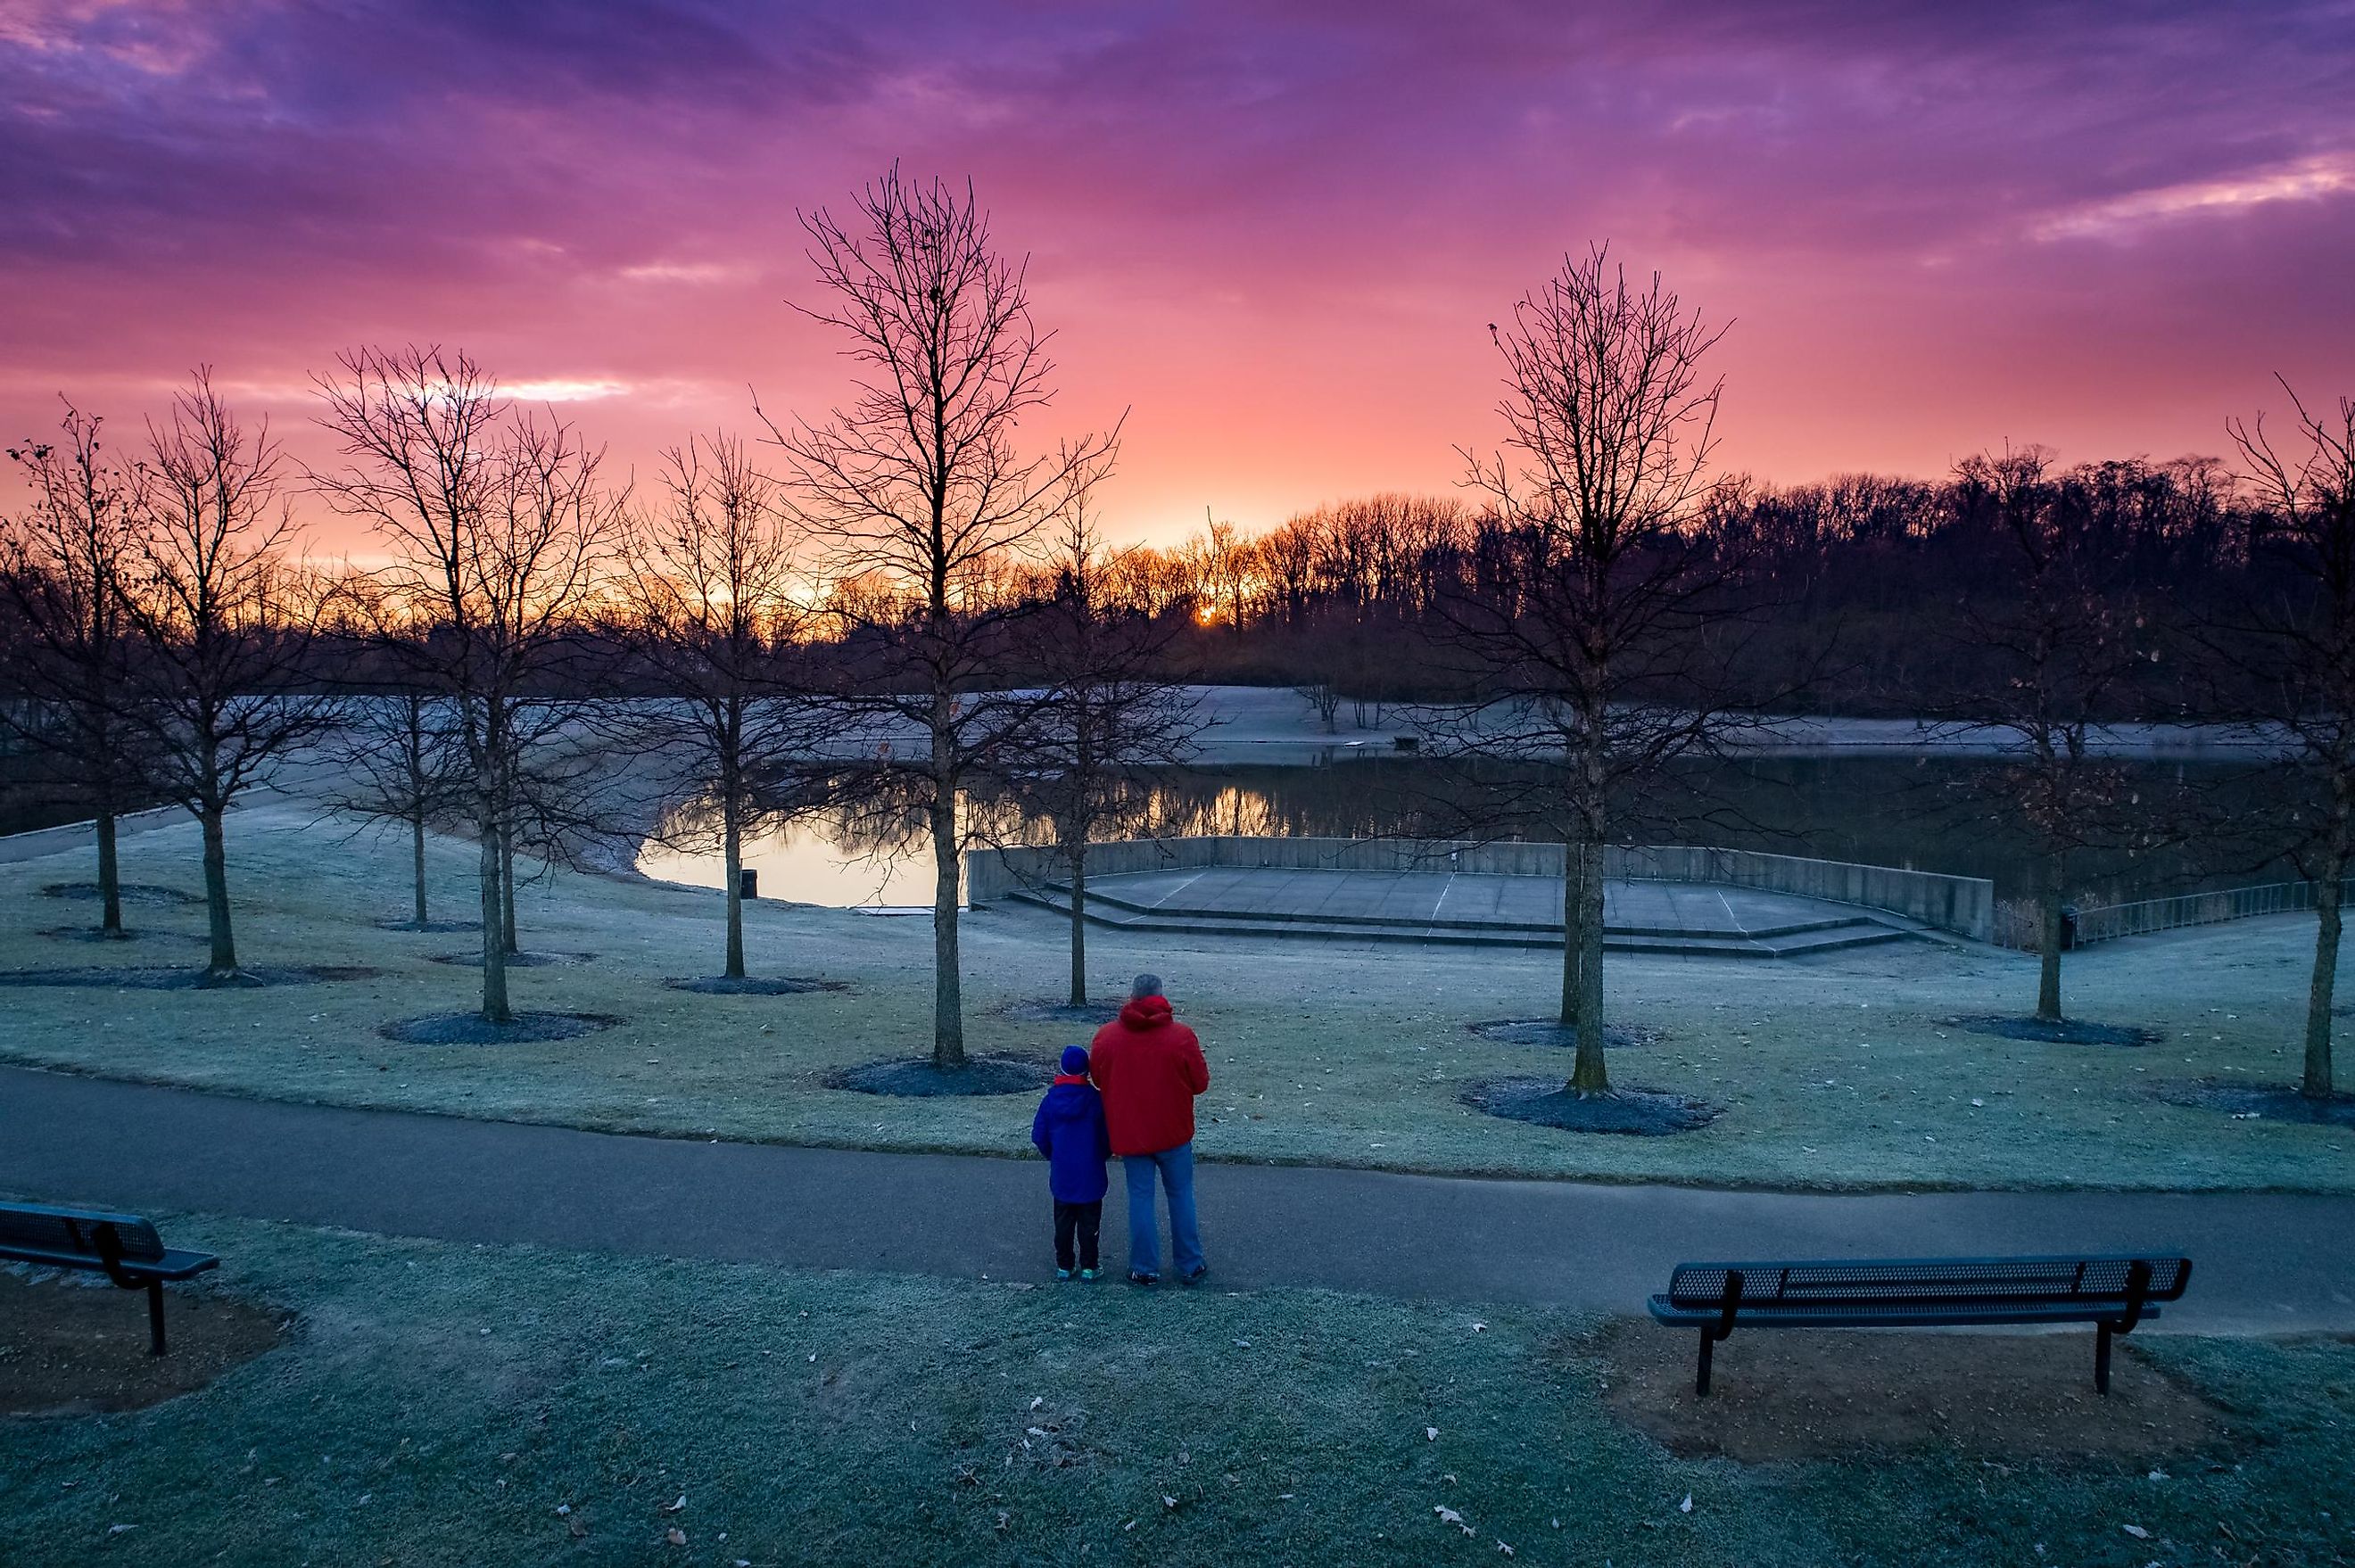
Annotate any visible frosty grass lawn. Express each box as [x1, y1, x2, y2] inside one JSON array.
[[1, 802, 2350, 1194], [4, 1214, 2351, 1568]]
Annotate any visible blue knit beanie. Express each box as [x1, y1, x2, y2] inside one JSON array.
[[1060, 1044, 1091, 1075]]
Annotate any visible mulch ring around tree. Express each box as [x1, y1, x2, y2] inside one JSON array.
[[2153, 1079, 2355, 1127], [1466, 1019, 1656, 1051], [828, 1055, 1057, 1098], [38, 881, 202, 906], [0, 1269, 288, 1419], [376, 1011, 624, 1045], [0, 965, 380, 990], [1582, 1318, 2231, 1465], [996, 999, 1121, 1026], [372, 918, 483, 934], [1458, 1076, 1718, 1135], [1954, 1014, 2159, 1047], [664, 976, 849, 996], [428, 950, 599, 968]]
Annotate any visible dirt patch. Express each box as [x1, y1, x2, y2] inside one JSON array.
[[998, 999, 1120, 1026], [372, 918, 482, 934], [0, 1269, 286, 1418], [2155, 1079, 2355, 1126], [377, 1011, 624, 1045], [829, 1055, 1056, 1097], [0, 964, 379, 990], [428, 950, 599, 968], [1957, 1014, 2158, 1047], [37, 881, 202, 906], [664, 976, 849, 996], [1467, 1019, 1650, 1051], [1460, 1076, 1717, 1135], [1590, 1319, 2232, 1464]]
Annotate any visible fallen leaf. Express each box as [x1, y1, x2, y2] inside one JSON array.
[[1497, 1541, 1515, 1556], [1435, 1506, 1464, 1526], [665, 1527, 688, 1546], [664, 1496, 687, 1514], [1680, 1494, 1694, 1514], [1425, 1427, 1440, 1441], [2122, 1524, 2151, 1540]]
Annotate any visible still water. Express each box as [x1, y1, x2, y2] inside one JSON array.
[[633, 755, 2287, 912]]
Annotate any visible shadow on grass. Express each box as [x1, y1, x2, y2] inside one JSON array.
[[1467, 1019, 1650, 1051], [829, 1055, 1055, 1097], [1957, 1015, 2158, 1047], [376, 1011, 624, 1045], [0, 964, 379, 990], [38, 881, 201, 906], [997, 999, 1120, 1026], [427, 951, 598, 969], [2155, 1080, 2355, 1126]]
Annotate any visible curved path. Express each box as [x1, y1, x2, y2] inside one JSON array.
[[3, 1064, 2351, 1333]]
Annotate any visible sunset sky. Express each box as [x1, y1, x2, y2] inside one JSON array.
[[2, 0, 2350, 549]]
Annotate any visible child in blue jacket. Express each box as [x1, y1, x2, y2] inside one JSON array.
[[1031, 1045, 1111, 1280]]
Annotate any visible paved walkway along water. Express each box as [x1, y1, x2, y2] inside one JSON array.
[[3, 1065, 2351, 1333]]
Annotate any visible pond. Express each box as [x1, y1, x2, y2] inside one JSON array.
[[633, 754, 2293, 912]]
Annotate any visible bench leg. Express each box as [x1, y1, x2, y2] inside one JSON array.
[[2095, 1322, 2111, 1396], [1696, 1332, 1715, 1399], [146, 1280, 166, 1357]]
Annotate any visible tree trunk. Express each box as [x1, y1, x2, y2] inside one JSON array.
[[410, 812, 428, 927], [478, 817, 510, 1024], [1068, 835, 1088, 1008], [2303, 797, 2347, 1099], [723, 794, 746, 981], [1557, 840, 1584, 1028], [500, 826, 518, 955], [198, 805, 237, 981], [95, 808, 124, 937], [2036, 851, 2065, 1024], [930, 789, 965, 1069], [1569, 833, 1609, 1095]]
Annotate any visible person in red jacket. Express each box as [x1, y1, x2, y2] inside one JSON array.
[[1088, 973, 1210, 1285]]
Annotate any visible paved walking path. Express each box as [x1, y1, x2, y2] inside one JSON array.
[[4, 1065, 2350, 1332]]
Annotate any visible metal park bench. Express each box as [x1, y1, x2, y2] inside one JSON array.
[[1648, 1252, 2193, 1397], [0, 1201, 220, 1355]]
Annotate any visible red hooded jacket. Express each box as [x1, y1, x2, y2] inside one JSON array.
[[1088, 994, 1210, 1156]]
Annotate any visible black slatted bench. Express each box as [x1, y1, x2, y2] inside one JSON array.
[[1648, 1252, 2193, 1397], [0, 1201, 219, 1355]]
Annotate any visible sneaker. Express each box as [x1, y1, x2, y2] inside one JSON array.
[[1055, 1267, 1072, 1281], [1078, 1268, 1099, 1281], [1180, 1265, 1210, 1285], [1128, 1271, 1159, 1287]]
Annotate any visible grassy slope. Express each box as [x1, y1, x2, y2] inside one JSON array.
[[1, 803, 2351, 1193], [3, 1215, 2351, 1567]]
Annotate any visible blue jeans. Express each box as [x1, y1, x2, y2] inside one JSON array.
[[1121, 1142, 1204, 1279]]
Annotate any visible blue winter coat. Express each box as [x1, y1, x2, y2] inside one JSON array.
[[1031, 1077, 1111, 1203]]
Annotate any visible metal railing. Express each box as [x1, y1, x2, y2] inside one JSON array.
[[2070, 878, 2355, 945]]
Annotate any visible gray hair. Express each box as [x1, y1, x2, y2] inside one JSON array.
[[1131, 972, 1165, 1000]]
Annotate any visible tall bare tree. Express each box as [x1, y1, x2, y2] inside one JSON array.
[[1437, 246, 1746, 1097], [1008, 459, 1203, 1005], [762, 168, 1118, 1068], [119, 373, 336, 982], [318, 678, 468, 929], [1939, 445, 2159, 1024], [616, 433, 827, 980], [312, 348, 622, 1023], [2210, 384, 2355, 1100], [1, 402, 146, 935]]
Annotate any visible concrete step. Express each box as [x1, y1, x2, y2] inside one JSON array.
[[1003, 888, 1915, 959], [1038, 881, 1883, 944]]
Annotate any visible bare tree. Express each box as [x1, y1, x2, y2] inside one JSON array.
[[761, 168, 1119, 1069], [2210, 384, 2355, 1100], [1938, 445, 2160, 1024], [1, 402, 147, 936], [1436, 246, 1746, 1097], [317, 678, 467, 929], [118, 372, 337, 982], [615, 433, 827, 980], [312, 347, 622, 1023], [1007, 458, 1203, 1005]]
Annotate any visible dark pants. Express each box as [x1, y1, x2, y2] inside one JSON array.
[[1054, 1200, 1103, 1272]]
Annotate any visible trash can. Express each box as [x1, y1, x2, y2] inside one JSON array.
[[739, 868, 758, 901]]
